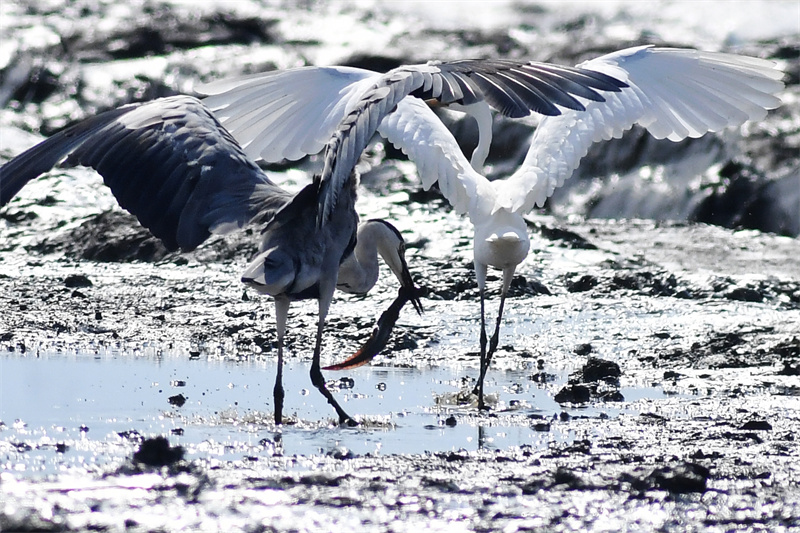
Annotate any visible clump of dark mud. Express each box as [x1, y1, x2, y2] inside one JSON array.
[[555, 356, 624, 404], [132, 436, 185, 468]]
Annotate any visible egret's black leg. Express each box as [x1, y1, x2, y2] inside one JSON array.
[[485, 289, 507, 373], [474, 274, 511, 408], [477, 289, 488, 410]]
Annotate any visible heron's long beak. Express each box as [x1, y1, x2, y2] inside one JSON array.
[[398, 254, 424, 316], [325, 240, 425, 371]]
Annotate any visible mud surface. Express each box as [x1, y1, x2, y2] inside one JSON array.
[[1, 1, 799, 531]]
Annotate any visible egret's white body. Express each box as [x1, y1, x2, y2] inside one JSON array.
[[201, 45, 784, 407]]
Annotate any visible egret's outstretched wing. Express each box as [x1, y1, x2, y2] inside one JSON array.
[[199, 60, 626, 166], [496, 45, 785, 214], [200, 66, 378, 163], [378, 97, 493, 219], [0, 95, 291, 251]]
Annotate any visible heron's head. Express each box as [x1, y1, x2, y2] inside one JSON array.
[[362, 219, 423, 314]]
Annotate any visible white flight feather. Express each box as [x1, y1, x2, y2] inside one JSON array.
[[495, 45, 784, 214]]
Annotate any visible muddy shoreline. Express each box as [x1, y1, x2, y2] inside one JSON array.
[[3, 206, 799, 531], [2, 1, 799, 531]]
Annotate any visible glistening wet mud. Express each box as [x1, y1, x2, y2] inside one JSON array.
[[3, 204, 799, 531], [2, 1, 799, 531]]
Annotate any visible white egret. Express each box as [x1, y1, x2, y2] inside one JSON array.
[[201, 46, 784, 409]]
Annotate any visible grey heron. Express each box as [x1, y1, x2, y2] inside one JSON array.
[[0, 94, 423, 425], [198, 46, 784, 409]]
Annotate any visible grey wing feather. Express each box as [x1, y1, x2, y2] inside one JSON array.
[[1, 106, 133, 205], [317, 71, 427, 228], [415, 59, 628, 117], [1, 95, 291, 251]]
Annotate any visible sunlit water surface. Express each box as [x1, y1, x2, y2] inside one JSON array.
[[1, 350, 669, 476]]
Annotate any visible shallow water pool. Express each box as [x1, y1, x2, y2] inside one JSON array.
[[1, 350, 670, 476]]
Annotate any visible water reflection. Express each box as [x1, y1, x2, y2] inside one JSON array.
[[1, 350, 668, 476]]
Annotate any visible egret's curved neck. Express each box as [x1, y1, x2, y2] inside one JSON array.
[[448, 101, 493, 172]]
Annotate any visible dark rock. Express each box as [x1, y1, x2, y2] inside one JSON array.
[[598, 390, 625, 402], [554, 384, 591, 404], [574, 343, 593, 356], [648, 462, 709, 493], [565, 274, 599, 292], [530, 223, 597, 249], [508, 275, 551, 297], [168, 394, 187, 407], [582, 357, 622, 383], [726, 287, 764, 302], [64, 274, 92, 288], [30, 211, 171, 262], [691, 161, 799, 237], [739, 420, 772, 431], [552, 467, 584, 489], [132, 436, 184, 467]]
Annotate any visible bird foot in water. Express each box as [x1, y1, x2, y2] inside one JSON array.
[[455, 388, 479, 406], [340, 416, 359, 427]]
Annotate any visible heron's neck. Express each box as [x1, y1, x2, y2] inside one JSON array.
[[336, 223, 383, 294]]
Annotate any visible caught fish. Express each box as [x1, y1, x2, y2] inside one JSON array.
[[325, 285, 425, 370]]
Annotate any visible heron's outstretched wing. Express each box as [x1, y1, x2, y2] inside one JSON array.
[[316, 70, 431, 227], [496, 45, 785, 214], [198, 60, 626, 166], [408, 58, 626, 117], [313, 60, 626, 226], [0, 95, 291, 251]]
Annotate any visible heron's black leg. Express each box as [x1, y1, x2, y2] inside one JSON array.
[[273, 297, 290, 426], [274, 349, 285, 426], [309, 287, 355, 425]]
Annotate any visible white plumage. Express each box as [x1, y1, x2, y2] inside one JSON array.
[[199, 46, 784, 408]]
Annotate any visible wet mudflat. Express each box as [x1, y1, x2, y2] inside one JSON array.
[[1, 1, 799, 531], [2, 207, 799, 531]]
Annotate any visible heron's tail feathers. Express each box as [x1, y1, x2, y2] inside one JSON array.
[[241, 247, 297, 296]]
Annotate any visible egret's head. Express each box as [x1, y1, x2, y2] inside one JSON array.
[[473, 209, 530, 272]]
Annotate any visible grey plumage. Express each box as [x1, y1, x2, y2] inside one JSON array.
[[1, 96, 291, 251], [0, 94, 422, 425], [404, 58, 626, 116]]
